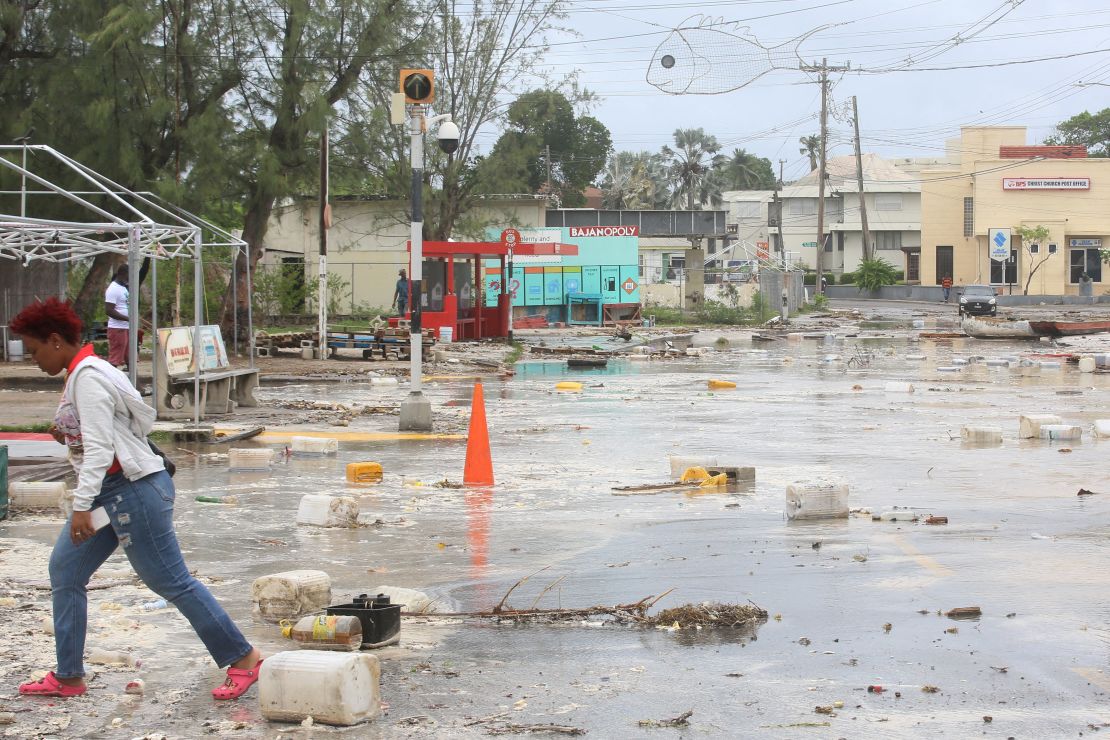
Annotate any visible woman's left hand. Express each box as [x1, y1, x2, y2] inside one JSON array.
[[70, 511, 97, 545]]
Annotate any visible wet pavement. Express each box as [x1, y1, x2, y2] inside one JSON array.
[[3, 319, 1110, 737]]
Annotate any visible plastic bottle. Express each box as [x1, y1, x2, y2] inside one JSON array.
[[140, 598, 168, 611], [291, 615, 363, 651], [87, 648, 139, 667]]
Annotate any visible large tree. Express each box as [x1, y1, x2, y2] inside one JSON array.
[[1045, 108, 1110, 157], [219, 0, 416, 334], [721, 148, 776, 190], [1, 1, 245, 320], [662, 128, 726, 210], [475, 89, 611, 206], [425, 0, 570, 240], [599, 151, 668, 210]]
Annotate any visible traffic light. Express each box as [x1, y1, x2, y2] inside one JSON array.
[[400, 69, 434, 104]]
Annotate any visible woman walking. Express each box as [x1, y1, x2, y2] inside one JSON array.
[[11, 298, 263, 700]]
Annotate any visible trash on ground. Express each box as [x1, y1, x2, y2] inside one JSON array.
[[925, 516, 948, 525], [252, 570, 333, 622], [291, 615, 363, 651], [259, 651, 381, 726], [946, 606, 982, 619], [296, 494, 359, 528], [637, 710, 693, 728], [786, 482, 850, 520]]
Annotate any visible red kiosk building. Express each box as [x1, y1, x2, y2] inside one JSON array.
[[397, 239, 578, 341]]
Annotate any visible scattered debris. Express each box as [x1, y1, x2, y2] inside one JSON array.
[[1078, 488, 1099, 496], [946, 606, 982, 620], [433, 479, 466, 489], [990, 666, 1008, 673], [921, 685, 940, 694], [983, 716, 993, 723], [867, 685, 883, 694], [487, 725, 585, 736], [649, 603, 768, 629], [814, 705, 835, 715], [637, 710, 692, 728], [883, 623, 892, 633], [925, 516, 948, 525]]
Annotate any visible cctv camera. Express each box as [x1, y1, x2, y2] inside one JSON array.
[[437, 121, 460, 155]]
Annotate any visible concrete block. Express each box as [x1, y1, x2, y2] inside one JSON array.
[[256, 346, 272, 358]]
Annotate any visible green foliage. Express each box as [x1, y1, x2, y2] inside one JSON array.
[[854, 258, 900, 292], [1045, 108, 1110, 157], [722, 148, 776, 190], [600, 151, 670, 209], [839, 271, 856, 285], [645, 291, 769, 327], [799, 135, 820, 172], [253, 264, 310, 319], [1015, 224, 1055, 294], [475, 90, 611, 205], [811, 294, 829, 311], [663, 128, 727, 210]]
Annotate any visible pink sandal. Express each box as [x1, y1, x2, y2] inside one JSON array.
[[212, 658, 264, 700], [19, 672, 87, 697]]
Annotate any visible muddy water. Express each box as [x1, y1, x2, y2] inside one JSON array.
[[4, 333, 1110, 737]]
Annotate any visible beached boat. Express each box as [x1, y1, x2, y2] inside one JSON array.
[[960, 316, 1036, 339], [1027, 320, 1110, 337]]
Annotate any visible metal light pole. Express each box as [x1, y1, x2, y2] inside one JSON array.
[[399, 107, 432, 431]]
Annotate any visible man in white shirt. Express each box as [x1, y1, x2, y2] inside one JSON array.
[[104, 265, 131, 369]]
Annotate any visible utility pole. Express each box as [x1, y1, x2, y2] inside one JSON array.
[[318, 125, 329, 360], [545, 144, 552, 193], [800, 57, 849, 295], [851, 96, 873, 262], [778, 159, 785, 186]]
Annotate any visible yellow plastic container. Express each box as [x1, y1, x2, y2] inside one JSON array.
[[555, 382, 583, 392], [346, 462, 383, 483], [707, 379, 737, 390], [699, 473, 728, 488], [680, 466, 710, 482]]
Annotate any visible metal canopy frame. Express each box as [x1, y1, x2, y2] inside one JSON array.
[[0, 145, 252, 427]]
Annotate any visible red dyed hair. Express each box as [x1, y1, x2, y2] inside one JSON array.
[[10, 297, 84, 344]]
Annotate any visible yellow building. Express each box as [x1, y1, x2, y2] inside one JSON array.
[[921, 127, 1110, 296]]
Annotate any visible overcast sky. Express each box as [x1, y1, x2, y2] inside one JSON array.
[[484, 0, 1110, 181]]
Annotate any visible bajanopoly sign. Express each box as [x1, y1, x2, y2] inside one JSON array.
[[1002, 177, 1090, 190], [567, 225, 639, 237]]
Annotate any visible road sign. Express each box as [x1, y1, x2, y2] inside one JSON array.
[[501, 228, 521, 249], [802, 241, 817, 248], [989, 228, 1011, 262], [400, 69, 434, 103]]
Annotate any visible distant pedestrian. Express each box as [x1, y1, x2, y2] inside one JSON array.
[[941, 275, 953, 302], [820, 275, 828, 293], [393, 269, 409, 316], [104, 265, 131, 369]]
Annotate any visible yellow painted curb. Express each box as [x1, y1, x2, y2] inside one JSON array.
[[214, 427, 464, 443]]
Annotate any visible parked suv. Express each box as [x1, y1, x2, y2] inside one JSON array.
[[958, 284, 998, 317]]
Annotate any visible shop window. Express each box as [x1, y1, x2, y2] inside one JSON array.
[[963, 197, 974, 237], [1070, 248, 1103, 283]]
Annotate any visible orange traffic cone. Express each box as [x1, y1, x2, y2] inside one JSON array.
[[463, 381, 494, 486]]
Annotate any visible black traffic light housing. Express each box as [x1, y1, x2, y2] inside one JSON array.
[[400, 69, 434, 104]]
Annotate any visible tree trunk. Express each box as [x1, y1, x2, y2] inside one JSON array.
[[219, 184, 277, 343], [72, 253, 121, 322]]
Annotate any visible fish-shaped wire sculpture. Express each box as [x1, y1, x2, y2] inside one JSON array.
[[646, 17, 831, 95]]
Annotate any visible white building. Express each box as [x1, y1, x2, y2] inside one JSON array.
[[769, 154, 922, 276]]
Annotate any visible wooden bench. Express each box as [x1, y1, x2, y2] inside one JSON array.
[[154, 325, 259, 420]]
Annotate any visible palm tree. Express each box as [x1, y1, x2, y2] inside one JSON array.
[[600, 151, 668, 209], [724, 148, 777, 190], [662, 128, 726, 210], [799, 135, 820, 173]]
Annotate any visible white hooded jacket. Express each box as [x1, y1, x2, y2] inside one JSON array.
[[59, 356, 164, 512]]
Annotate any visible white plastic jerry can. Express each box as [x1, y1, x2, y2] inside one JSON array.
[[259, 651, 382, 726]]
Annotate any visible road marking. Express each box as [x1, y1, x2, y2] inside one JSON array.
[[890, 534, 954, 577], [214, 427, 464, 443]]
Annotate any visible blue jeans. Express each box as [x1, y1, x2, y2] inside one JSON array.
[[49, 470, 252, 678]]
